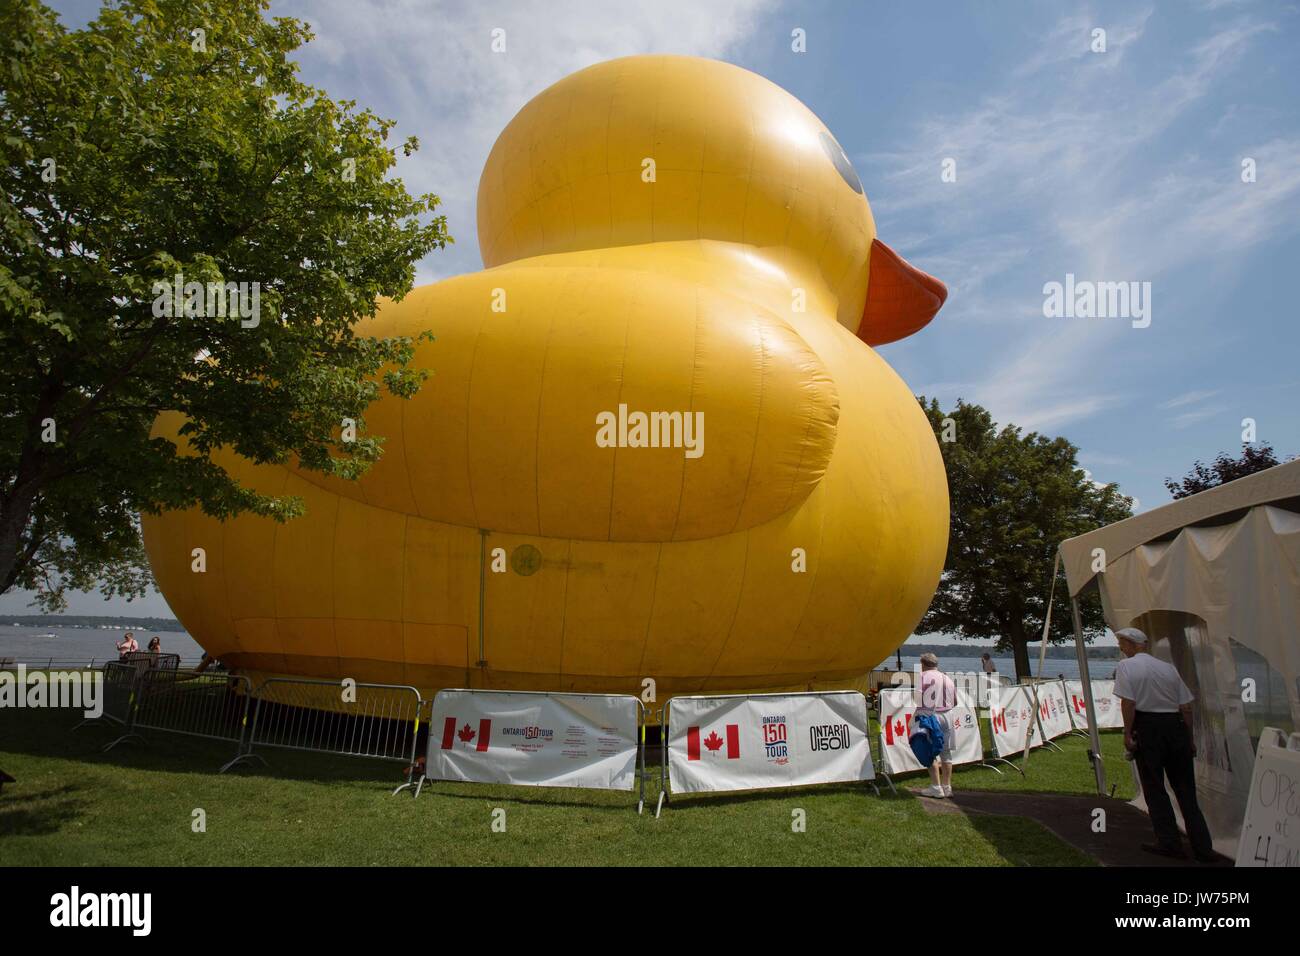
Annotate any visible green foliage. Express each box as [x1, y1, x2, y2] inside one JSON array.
[[0, 0, 449, 609], [917, 398, 1134, 677], [1164, 442, 1286, 500]]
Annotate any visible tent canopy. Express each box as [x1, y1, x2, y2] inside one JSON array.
[[1057, 458, 1300, 856], [1059, 457, 1300, 598]]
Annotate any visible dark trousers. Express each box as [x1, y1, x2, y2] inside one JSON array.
[[1133, 712, 1214, 856]]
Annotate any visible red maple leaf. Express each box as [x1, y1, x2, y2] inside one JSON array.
[[703, 730, 725, 752], [893, 719, 905, 736], [457, 723, 476, 743]]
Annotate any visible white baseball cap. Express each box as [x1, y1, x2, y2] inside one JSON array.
[[1115, 627, 1148, 645]]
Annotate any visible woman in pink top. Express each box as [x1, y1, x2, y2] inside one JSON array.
[[917, 652, 957, 798]]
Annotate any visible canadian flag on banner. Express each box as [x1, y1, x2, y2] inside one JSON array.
[[441, 716, 491, 753], [686, 724, 740, 761], [883, 714, 912, 745], [1072, 694, 1086, 714], [991, 709, 1007, 733]]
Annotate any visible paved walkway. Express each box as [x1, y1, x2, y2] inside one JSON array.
[[909, 788, 1232, 867]]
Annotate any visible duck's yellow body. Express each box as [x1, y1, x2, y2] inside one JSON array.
[[142, 56, 950, 699]]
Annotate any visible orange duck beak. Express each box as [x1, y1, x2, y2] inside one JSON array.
[[856, 239, 947, 346]]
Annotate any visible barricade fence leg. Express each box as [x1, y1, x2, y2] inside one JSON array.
[[102, 678, 145, 752], [392, 698, 430, 798], [871, 699, 897, 795], [219, 691, 268, 774], [635, 701, 646, 815], [655, 703, 668, 818]]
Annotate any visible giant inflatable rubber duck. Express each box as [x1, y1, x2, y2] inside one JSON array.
[[143, 55, 950, 700]]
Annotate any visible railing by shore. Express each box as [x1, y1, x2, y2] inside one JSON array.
[[0, 657, 208, 670]]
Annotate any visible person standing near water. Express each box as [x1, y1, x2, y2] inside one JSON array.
[[115, 631, 138, 659], [917, 652, 958, 798]]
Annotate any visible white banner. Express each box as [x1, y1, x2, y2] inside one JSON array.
[[1034, 679, 1074, 739], [989, 684, 1042, 757], [1065, 679, 1124, 731], [1236, 729, 1300, 867], [667, 692, 873, 794], [878, 688, 984, 773], [428, 690, 638, 791]]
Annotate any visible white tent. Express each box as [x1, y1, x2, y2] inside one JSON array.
[[1058, 458, 1300, 856]]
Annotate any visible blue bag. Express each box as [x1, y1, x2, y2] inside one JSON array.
[[909, 712, 946, 768]]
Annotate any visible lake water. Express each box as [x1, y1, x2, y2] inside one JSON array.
[[0, 624, 1115, 680], [889, 654, 1117, 682], [0, 624, 204, 666]]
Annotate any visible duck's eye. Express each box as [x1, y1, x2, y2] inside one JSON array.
[[819, 130, 862, 195]]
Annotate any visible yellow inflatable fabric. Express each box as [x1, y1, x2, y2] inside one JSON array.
[[142, 55, 950, 703]]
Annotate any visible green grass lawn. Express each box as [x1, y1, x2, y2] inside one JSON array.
[[903, 715, 1138, 801], [0, 705, 1125, 866]]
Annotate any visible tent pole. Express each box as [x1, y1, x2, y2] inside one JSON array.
[[1072, 595, 1107, 796]]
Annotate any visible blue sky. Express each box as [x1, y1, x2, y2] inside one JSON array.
[[9, 0, 1299, 625]]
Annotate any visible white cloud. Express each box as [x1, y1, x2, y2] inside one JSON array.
[[870, 9, 1287, 432], [277, 0, 779, 283], [1083, 468, 1138, 510], [1172, 404, 1229, 429], [1160, 389, 1220, 409], [1010, 5, 1154, 79]]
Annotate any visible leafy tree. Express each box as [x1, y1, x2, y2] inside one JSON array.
[[1164, 443, 1284, 500], [0, 0, 449, 609], [917, 398, 1134, 679]]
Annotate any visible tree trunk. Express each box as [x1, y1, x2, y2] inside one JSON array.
[[1009, 618, 1031, 682], [0, 482, 38, 595]]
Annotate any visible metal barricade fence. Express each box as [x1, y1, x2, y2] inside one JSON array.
[[120, 651, 181, 675], [655, 690, 880, 817], [72, 661, 146, 752], [73, 668, 425, 776], [101, 662, 137, 725], [984, 682, 1048, 771], [868, 694, 898, 796], [132, 669, 260, 773], [873, 688, 1022, 781], [245, 678, 424, 768], [411, 689, 647, 810]]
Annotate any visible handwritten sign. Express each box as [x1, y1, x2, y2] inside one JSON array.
[[1235, 728, 1300, 868]]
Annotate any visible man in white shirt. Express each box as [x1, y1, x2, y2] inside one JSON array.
[[1113, 627, 1215, 862]]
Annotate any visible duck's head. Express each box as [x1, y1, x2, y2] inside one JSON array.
[[478, 54, 945, 345]]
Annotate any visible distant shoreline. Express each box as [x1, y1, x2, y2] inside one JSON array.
[[902, 641, 1121, 661], [2, 614, 186, 632], [0, 619, 1122, 658]]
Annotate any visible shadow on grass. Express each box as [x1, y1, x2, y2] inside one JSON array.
[[9, 707, 658, 802], [414, 783, 646, 813], [660, 781, 894, 810], [962, 812, 1098, 866], [3, 707, 405, 788], [0, 782, 87, 837]]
